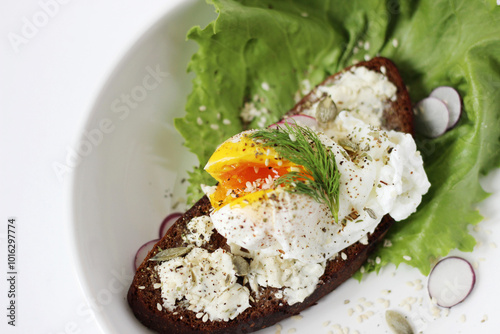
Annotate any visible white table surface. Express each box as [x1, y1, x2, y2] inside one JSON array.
[[2, 1, 500, 334]]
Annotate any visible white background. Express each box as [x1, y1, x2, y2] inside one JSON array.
[[1, 1, 500, 334], [0, 1, 190, 333]]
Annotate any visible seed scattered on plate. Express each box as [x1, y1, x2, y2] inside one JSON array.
[[385, 310, 413, 334]]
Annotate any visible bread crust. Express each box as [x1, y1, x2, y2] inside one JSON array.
[[128, 57, 412, 333]]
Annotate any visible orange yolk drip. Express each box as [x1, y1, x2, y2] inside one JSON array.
[[204, 133, 303, 210]]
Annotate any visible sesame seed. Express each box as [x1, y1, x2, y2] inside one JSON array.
[[459, 314, 466, 323], [443, 308, 450, 317], [223, 119, 231, 125], [292, 315, 303, 321], [347, 308, 354, 316], [481, 314, 488, 322], [199, 105, 206, 111], [197, 117, 203, 125], [138, 286, 145, 290], [322, 321, 331, 327], [196, 312, 204, 319], [403, 255, 412, 261], [153, 283, 162, 289], [202, 313, 209, 322], [210, 124, 219, 130], [341, 252, 348, 260], [375, 256, 381, 264], [364, 41, 370, 50], [157, 303, 162, 311], [287, 328, 297, 333], [261, 82, 270, 91], [355, 305, 364, 313], [301, 12, 309, 17], [364, 54, 370, 61], [344, 299, 350, 304], [431, 306, 441, 317], [392, 38, 399, 48]]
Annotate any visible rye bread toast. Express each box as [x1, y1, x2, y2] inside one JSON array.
[[127, 57, 413, 334]]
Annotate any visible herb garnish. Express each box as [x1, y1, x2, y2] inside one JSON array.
[[251, 123, 341, 223]]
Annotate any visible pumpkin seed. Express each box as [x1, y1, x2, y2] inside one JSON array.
[[338, 138, 359, 152], [149, 245, 194, 262], [316, 95, 338, 123], [385, 310, 414, 334], [232, 255, 251, 276]]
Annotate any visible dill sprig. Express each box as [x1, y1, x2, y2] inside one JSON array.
[[251, 123, 341, 223]]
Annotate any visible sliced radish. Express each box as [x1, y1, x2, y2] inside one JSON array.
[[430, 86, 462, 129], [427, 256, 476, 308], [269, 114, 318, 130], [413, 97, 449, 138], [134, 239, 159, 270], [159, 212, 183, 238]]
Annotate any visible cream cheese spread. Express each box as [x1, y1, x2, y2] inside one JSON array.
[[183, 215, 214, 247], [157, 247, 250, 321]]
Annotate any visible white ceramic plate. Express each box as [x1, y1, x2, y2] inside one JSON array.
[[71, 2, 500, 333]]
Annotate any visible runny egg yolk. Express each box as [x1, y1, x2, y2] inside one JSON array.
[[205, 133, 303, 210]]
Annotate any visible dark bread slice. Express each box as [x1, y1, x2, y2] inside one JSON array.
[[128, 57, 413, 334]]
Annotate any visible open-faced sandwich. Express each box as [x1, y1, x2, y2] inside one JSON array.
[[127, 57, 431, 333]]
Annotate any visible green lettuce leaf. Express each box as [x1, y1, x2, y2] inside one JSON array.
[[175, 0, 500, 275]]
